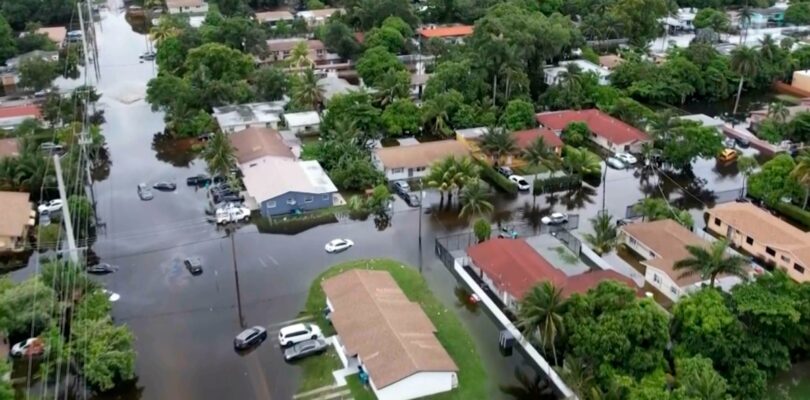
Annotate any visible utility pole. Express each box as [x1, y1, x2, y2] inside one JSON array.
[[418, 178, 424, 274], [601, 164, 607, 214], [53, 155, 79, 264], [228, 226, 245, 329]]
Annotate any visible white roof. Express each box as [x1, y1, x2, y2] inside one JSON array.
[[212, 101, 286, 129], [455, 126, 489, 140], [544, 60, 610, 79], [318, 76, 360, 102], [679, 114, 725, 128], [284, 111, 320, 127], [241, 157, 337, 202]]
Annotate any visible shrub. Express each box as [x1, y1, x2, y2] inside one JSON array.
[[476, 160, 518, 195], [473, 218, 491, 243], [773, 202, 810, 229], [533, 174, 582, 195]]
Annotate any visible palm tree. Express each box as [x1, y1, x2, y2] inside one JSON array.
[[516, 281, 566, 365], [583, 212, 618, 255], [375, 70, 408, 107], [554, 357, 595, 399], [673, 239, 750, 288], [291, 68, 324, 111], [524, 137, 559, 205], [739, 6, 753, 45], [421, 97, 453, 136], [759, 34, 779, 63], [287, 41, 313, 70], [460, 179, 494, 218], [730, 46, 760, 115], [149, 21, 179, 46], [767, 102, 789, 125], [480, 127, 517, 166], [426, 156, 477, 206], [426, 157, 455, 206], [562, 147, 601, 177], [737, 155, 758, 198], [791, 150, 810, 209], [203, 132, 236, 178], [633, 197, 667, 222]]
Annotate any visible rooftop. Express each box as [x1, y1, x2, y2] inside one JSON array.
[[621, 219, 710, 287], [241, 158, 337, 202], [0, 191, 32, 238], [228, 127, 294, 164], [512, 127, 563, 149], [0, 104, 41, 120], [679, 114, 725, 128], [455, 126, 489, 140], [298, 8, 342, 19], [374, 140, 469, 169], [536, 109, 650, 145], [35, 27, 66, 44], [545, 60, 611, 79], [212, 101, 285, 129], [0, 138, 19, 158], [598, 54, 623, 69], [318, 75, 361, 102], [322, 270, 458, 389], [417, 25, 474, 38], [267, 38, 325, 53], [283, 111, 320, 127], [255, 11, 294, 22], [166, 0, 206, 7]]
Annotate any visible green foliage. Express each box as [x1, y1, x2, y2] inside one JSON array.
[[75, 290, 112, 321], [772, 201, 810, 229], [501, 99, 536, 131], [632, 198, 693, 229], [788, 111, 810, 143], [473, 218, 491, 243], [16, 30, 56, 54], [365, 26, 405, 54], [365, 184, 392, 213], [381, 99, 420, 136], [674, 240, 750, 288], [0, 277, 55, 337], [18, 58, 58, 91], [329, 157, 384, 191], [581, 46, 599, 64], [693, 8, 730, 32], [0, 14, 15, 61], [562, 147, 601, 178], [748, 154, 802, 206], [532, 174, 582, 195], [583, 212, 618, 255], [36, 224, 60, 250], [786, 2, 810, 25], [421, 90, 464, 136], [202, 131, 236, 177], [476, 160, 518, 195], [609, 0, 671, 46], [290, 68, 324, 111], [373, 69, 410, 107], [480, 128, 517, 164], [251, 66, 287, 101], [306, 0, 325, 9], [561, 122, 590, 147], [72, 316, 136, 391], [356, 46, 406, 87], [68, 195, 95, 242], [427, 156, 481, 204], [659, 120, 723, 169], [757, 118, 788, 144], [459, 179, 494, 217], [518, 281, 566, 364], [344, 0, 419, 30], [322, 21, 361, 60]]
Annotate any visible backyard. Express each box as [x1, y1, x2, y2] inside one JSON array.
[[298, 259, 491, 399]]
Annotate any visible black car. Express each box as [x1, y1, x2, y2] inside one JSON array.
[[86, 263, 118, 274], [397, 190, 420, 207], [140, 52, 156, 60], [153, 182, 177, 191], [184, 257, 203, 274], [213, 192, 243, 204], [234, 326, 268, 350], [283, 338, 328, 361], [496, 166, 513, 177], [187, 174, 212, 186]]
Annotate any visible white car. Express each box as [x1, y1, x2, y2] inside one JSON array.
[[605, 157, 626, 170], [541, 212, 569, 225], [325, 239, 353, 253], [38, 199, 63, 214], [215, 206, 251, 224], [278, 323, 323, 347], [614, 152, 637, 165], [102, 289, 120, 302], [10, 338, 43, 357], [508, 175, 531, 191]]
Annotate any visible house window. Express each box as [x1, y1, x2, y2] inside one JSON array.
[[304, 196, 314, 203], [795, 264, 806, 274], [322, 194, 330, 201], [653, 274, 662, 284], [286, 198, 297, 205], [781, 255, 791, 263], [416, 166, 426, 172], [267, 201, 276, 208], [391, 168, 404, 173], [670, 286, 678, 296], [714, 218, 722, 226], [746, 236, 754, 245], [766, 247, 776, 256], [628, 237, 637, 245]]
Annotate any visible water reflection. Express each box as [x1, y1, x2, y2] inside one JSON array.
[[499, 368, 557, 400], [91, 146, 111, 182], [151, 132, 198, 167], [560, 185, 597, 211], [453, 286, 481, 314]]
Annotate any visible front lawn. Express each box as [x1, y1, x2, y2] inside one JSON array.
[[298, 259, 490, 399]]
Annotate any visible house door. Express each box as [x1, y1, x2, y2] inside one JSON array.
[[408, 168, 414, 177]]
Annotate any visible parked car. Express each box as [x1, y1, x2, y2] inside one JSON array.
[[497, 226, 518, 239], [137, 183, 154, 200], [496, 166, 513, 177], [212, 192, 243, 204], [718, 148, 738, 163], [10, 338, 44, 358], [37, 199, 63, 214], [187, 174, 212, 186], [723, 138, 736, 149], [86, 263, 118, 274], [216, 206, 251, 224], [234, 326, 268, 350], [606, 157, 626, 169], [508, 175, 531, 191], [325, 238, 354, 253], [39, 142, 64, 154], [541, 212, 569, 225], [392, 180, 410, 194], [735, 137, 750, 148], [153, 181, 177, 191], [184, 257, 203, 274], [278, 323, 323, 347], [614, 152, 637, 165], [284, 338, 329, 361], [397, 190, 420, 207], [140, 51, 156, 61], [102, 289, 120, 302]]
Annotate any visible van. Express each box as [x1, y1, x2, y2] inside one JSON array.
[[718, 148, 738, 163]]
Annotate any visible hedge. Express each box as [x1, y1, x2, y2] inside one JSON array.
[[533, 174, 582, 195], [773, 202, 810, 229], [477, 160, 518, 195]]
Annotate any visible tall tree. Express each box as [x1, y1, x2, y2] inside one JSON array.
[[737, 155, 758, 199], [0, 14, 16, 62], [673, 239, 750, 288], [501, 99, 536, 131], [291, 68, 324, 111], [517, 281, 566, 365], [583, 212, 618, 255], [791, 150, 810, 209], [480, 127, 517, 166], [202, 131, 236, 177], [251, 66, 287, 101], [459, 179, 494, 218], [730, 46, 760, 115], [18, 58, 59, 91]]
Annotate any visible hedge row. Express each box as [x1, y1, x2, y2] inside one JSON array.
[[773, 202, 810, 229], [533, 174, 582, 195], [477, 160, 518, 195]]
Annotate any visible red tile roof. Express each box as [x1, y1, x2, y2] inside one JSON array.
[[418, 25, 474, 38], [536, 109, 649, 145], [512, 127, 563, 150], [467, 238, 638, 300], [0, 104, 40, 120]]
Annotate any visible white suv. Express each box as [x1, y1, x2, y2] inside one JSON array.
[[278, 323, 323, 347]]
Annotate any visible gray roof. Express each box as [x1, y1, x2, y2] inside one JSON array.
[[318, 76, 361, 102], [679, 114, 725, 128], [212, 101, 287, 129], [241, 157, 337, 202], [455, 126, 489, 140], [284, 111, 320, 127], [6, 50, 58, 69]]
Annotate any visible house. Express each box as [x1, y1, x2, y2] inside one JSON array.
[[750, 101, 810, 126], [598, 54, 623, 70], [678, 114, 725, 132], [455, 126, 563, 166], [241, 157, 337, 217], [544, 60, 611, 86], [228, 127, 294, 167], [373, 140, 469, 180], [322, 270, 459, 400], [5, 50, 59, 69], [0, 72, 18, 96], [255, 11, 295, 27], [536, 109, 652, 153], [34, 27, 67, 47], [212, 101, 286, 133], [283, 111, 320, 135], [417, 25, 473, 43], [792, 70, 810, 93], [0, 191, 35, 253], [0, 138, 19, 158], [705, 202, 810, 283], [265, 38, 326, 64], [297, 8, 342, 26], [0, 104, 41, 131], [467, 238, 637, 308], [662, 8, 697, 33], [743, 7, 785, 28], [410, 73, 429, 100], [319, 75, 362, 103], [513, 127, 564, 156], [619, 219, 737, 301], [166, 0, 209, 15]]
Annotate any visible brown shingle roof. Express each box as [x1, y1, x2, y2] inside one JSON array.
[[228, 127, 294, 164], [322, 270, 458, 389], [0, 138, 19, 158], [562, 269, 639, 298], [0, 191, 32, 237], [621, 219, 710, 286], [374, 140, 468, 170], [536, 109, 649, 145], [417, 25, 474, 38], [267, 38, 325, 53]]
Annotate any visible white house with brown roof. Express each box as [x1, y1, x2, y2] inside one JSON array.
[[255, 10, 294, 26], [0, 192, 34, 252], [620, 219, 746, 301], [297, 8, 342, 26], [166, 0, 209, 14], [372, 140, 469, 181], [706, 202, 810, 283], [265, 38, 326, 64], [228, 127, 294, 167], [322, 270, 458, 400]]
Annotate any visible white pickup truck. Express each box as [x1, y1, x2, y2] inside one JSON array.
[[215, 206, 251, 224]]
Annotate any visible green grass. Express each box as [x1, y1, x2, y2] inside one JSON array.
[[551, 246, 579, 265], [346, 375, 376, 400], [297, 347, 342, 393], [514, 163, 548, 175], [300, 259, 490, 399]]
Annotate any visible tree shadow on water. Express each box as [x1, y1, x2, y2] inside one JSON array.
[[499, 367, 557, 400]]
